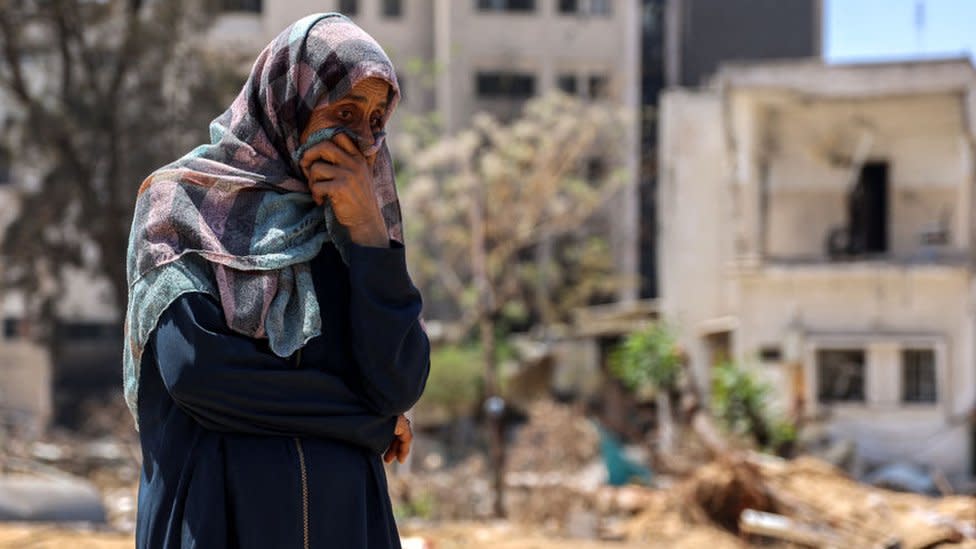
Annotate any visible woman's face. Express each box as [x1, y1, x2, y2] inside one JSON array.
[[300, 76, 391, 162]]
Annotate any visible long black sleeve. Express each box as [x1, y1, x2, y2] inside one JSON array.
[[150, 292, 397, 455], [346, 241, 431, 417]]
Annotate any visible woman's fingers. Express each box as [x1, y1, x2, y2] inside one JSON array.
[[298, 139, 353, 176], [306, 163, 344, 206], [332, 132, 364, 159], [397, 436, 410, 463], [384, 440, 399, 464], [383, 416, 413, 464]]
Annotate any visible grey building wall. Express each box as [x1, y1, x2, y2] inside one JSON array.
[[667, 0, 822, 88]]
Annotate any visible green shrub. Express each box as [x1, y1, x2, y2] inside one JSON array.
[[609, 323, 681, 392], [711, 361, 796, 454], [393, 490, 436, 520], [421, 343, 485, 418]]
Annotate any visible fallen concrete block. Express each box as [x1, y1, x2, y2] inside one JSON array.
[[0, 475, 106, 523]]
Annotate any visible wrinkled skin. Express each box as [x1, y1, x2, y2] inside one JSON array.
[[299, 77, 391, 249]]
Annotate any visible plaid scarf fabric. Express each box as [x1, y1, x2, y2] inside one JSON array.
[[123, 13, 402, 422]]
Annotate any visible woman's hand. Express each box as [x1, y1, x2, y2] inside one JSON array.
[[299, 133, 388, 248], [383, 414, 413, 464]]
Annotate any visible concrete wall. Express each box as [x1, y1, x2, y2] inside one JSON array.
[[754, 93, 970, 260], [657, 89, 734, 384], [0, 341, 52, 437]]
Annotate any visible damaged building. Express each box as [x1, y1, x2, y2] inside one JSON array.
[[658, 57, 976, 477]]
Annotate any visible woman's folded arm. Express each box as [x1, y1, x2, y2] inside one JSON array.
[[346, 241, 431, 417], [150, 292, 397, 454]]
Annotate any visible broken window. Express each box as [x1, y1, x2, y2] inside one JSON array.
[[817, 349, 865, 403], [902, 349, 936, 403], [827, 162, 889, 259], [849, 162, 888, 254]]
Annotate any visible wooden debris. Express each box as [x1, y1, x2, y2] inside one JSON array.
[[739, 509, 846, 548]]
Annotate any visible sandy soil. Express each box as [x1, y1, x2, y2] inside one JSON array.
[[0, 521, 656, 549]]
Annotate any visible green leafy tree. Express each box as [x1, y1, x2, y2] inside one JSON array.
[[609, 322, 682, 453], [711, 361, 796, 454]]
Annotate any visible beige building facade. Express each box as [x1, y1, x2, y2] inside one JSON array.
[[658, 57, 976, 475]]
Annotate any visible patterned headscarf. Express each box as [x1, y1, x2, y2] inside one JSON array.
[[122, 13, 402, 421]]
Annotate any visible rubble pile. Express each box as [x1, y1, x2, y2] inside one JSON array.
[[627, 454, 976, 548], [0, 393, 140, 532], [388, 454, 497, 520], [507, 400, 600, 473], [503, 400, 618, 535]]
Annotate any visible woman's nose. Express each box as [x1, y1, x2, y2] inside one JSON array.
[[354, 120, 375, 152]]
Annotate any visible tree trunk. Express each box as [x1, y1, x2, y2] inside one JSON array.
[[480, 314, 505, 517], [467, 157, 506, 517], [656, 390, 675, 455]]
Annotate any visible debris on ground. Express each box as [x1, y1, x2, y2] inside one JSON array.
[[627, 453, 976, 548], [1, 394, 975, 549], [507, 400, 600, 473]]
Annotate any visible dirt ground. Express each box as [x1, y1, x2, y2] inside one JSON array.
[[0, 521, 682, 549]]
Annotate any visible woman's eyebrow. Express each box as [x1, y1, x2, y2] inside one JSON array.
[[345, 95, 388, 109]]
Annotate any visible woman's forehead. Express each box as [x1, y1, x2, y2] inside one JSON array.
[[316, 77, 391, 108]]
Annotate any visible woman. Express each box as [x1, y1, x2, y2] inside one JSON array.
[[123, 13, 430, 549]]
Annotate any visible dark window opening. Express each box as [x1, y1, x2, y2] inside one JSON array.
[[0, 146, 9, 184], [339, 0, 358, 16], [558, 0, 609, 15], [705, 331, 732, 368], [558, 0, 578, 13], [476, 71, 536, 99], [382, 0, 402, 17], [3, 317, 22, 339], [759, 346, 782, 362], [902, 349, 936, 403], [817, 349, 865, 403], [476, 0, 535, 13], [850, 162, 889, 255], [829, 162, 889, 258], [220, 0, 261, 12], [588, 74, 609, 99], [557, 74, 577, 94]]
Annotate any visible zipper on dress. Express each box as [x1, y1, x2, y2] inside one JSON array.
[[294, 438, 310, 549]]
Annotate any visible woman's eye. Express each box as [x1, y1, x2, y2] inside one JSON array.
[[337, 109, 354, 120], [371, 113, 384, 129]]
